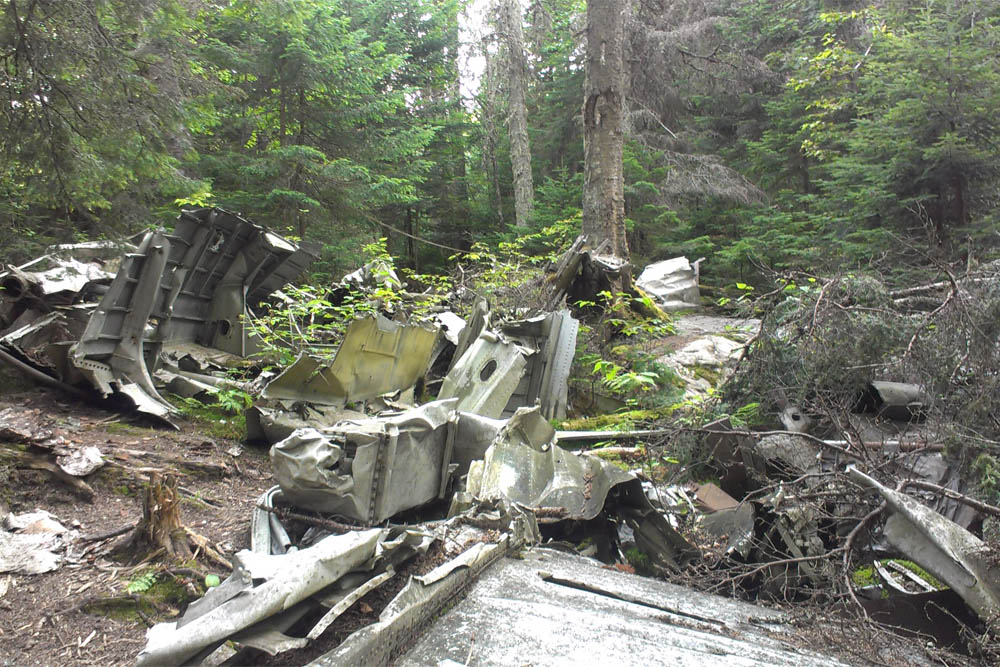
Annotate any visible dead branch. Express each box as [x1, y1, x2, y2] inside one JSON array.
[[842, 501, 886, 621], [23, 456, 95, 500], [80, 522, 137, 542], [900, 479, 1000, 519], [692, 427, 857, 459], [111, 449, 230, 476], [256, 503, 362, 534]]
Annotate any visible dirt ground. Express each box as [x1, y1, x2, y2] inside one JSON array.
[[0, 388, 275, 666]]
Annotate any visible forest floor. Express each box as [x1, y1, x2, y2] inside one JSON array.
[[0, 389, 274, 667]]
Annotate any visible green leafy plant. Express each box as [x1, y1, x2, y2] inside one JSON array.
[[215, 388, 254, 415], [126, 570, 158, 594]]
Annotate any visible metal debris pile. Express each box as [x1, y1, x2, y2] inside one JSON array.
[[3, 212, 998, 663], [664, 386, 1000, 657], [1, 208, 315, 421]]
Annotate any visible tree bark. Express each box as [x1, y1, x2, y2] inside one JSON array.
[[481, 37, 505, 230], [582, 0, 628, 260], [499, 0, 534, 229]]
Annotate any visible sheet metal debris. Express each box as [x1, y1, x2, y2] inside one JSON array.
[[391, 547, 849, 667], [139, 501, 534, 665], [0, 207, 316, 420], [138, 528, 386, 665], [854, 381, 928, 422], [270, 400, 459, 524], [437, 330, 528, 419], [468, 406, 632, 520], [11, 220, 991, 662], [263, 315, 438, 406], [635, 257, 702, 311], [0, 509, 73, 575], [498, 309, 578, 420], [850, 466, 1000, 624]]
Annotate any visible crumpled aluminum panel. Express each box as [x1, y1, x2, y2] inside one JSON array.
[[137, 528, 395, 666], [438, 331, 527, 419], [270, 399, 459, 524], [262, 314, 439, 406], [500, 309, 579, 420], [63, 208, 315, 416], [636, 257, 701, 311], [850, 467, 1000, 624], [467, 407, 633, 521]]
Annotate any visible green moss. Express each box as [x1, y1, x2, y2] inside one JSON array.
[[0, 442, 28, 458], [691, 364, 722, 386], [625, 547, 651, 574], [85, 571, 200, 624], [81, 597, 148, 623], [852, 565, 877, 588], [146, 576, 194, 606], [890, 559, 946, 590], [588, 450, 631, 471], [559, 408, 671, 432], [852, 560, 947, 591], [105, 422, 157, 436]]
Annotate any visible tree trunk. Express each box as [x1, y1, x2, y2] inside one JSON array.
[[500, 0, 534, 229], [582, 0, 628, 260], [407, 207, 419, 271], [481, 37, 505, 231]]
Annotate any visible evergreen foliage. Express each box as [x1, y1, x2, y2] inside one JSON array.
[[0, 0, 998, 283]]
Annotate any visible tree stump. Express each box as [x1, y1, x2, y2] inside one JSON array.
[[141, 472, 194, 560]]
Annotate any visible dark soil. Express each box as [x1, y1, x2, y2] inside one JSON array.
[[0, 389, 274, 667]]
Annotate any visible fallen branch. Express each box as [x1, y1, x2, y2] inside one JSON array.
[[900, 479, 1000, 519], [842, 501, 887, 621], [889, 274, 992, 299], [23, 456, 95, 500], [692, 427, 858, 459], [112, 449, 230, 476], [256, 503, 362, 534], [81, 523, 137, 543], [184, 528, 231, 570], [56, 592, 176, 618], [585, 446, 643, 457]]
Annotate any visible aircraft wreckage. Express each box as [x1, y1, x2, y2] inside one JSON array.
[[2, 208, 998, 665]]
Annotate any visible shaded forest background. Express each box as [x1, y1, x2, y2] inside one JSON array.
[[2, 0, 999, 285]]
